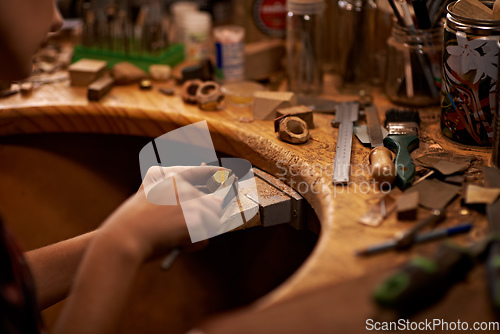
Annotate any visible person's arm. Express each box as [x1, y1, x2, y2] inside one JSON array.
[[53, 167, 223, 334], [25, 230, 96, 310]]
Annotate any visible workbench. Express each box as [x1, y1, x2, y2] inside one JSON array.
[[0, 72, 496, 333]]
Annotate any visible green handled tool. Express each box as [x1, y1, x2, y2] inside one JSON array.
[[374, 242, 479, 315], [374, 235, 500, 316], [384, 108, 420, 190]]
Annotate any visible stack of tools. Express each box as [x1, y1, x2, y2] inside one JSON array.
[[74, 0, 183, 71]]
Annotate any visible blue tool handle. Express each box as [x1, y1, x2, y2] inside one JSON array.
[[383, 134, 419, 190], [487, 241, 500, 316]]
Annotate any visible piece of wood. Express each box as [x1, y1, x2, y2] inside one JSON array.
[[407, 178, 460, 210], [111, 61, 148, 85], [464, 184, 500, 204], [493, 0, 500, 19], [397, 191, 419, 221], [278, 116, 309, 144], [452, 0, 493, 20], [253, 91, 297, 120], [244, 39, 285, 81], [68, 59, 107, 86], [87, 76, 115, 101], [276, 105, 314, 129], [20, 82, 34, 95]]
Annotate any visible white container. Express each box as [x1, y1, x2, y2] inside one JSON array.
[[183, 11, 212, 61], [170, 1, 199, 44], [214, 25, 245, 82]]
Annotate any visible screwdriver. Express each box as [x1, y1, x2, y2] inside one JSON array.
[[373, 236, 499, 315]]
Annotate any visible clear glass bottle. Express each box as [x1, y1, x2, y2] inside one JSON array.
[[286, 0, 325, 96], [336, 0, 377, 93], [385, 23, 442, 107]]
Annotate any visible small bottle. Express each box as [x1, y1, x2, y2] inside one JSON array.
[[170, 1, 199, 44], [214, 25, 245, 82], [183, 11, 212, 61], [336, 0, 377, 93], [286, 0, 325, 96]]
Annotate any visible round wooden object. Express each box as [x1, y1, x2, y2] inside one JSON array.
[[278, 116, 309, 144]]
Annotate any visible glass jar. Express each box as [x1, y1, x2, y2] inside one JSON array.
[[336, 0, 377, 93], [385, 23, 443, 107], [286, 0, 325, 96]]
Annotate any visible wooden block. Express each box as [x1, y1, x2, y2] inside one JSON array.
[[69, 59, 107, 86], [276, 105, 314, 129], [245, 39, 285, 81], [253, 91, 297, 120], [452, 0, 492, 20], [464, 184, 500, 204], [20, 82, 33, 95], [397, 191, 419, 221], [87, 76, 115, 101]]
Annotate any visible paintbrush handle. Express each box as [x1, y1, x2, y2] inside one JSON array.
[[383, 134, 419, 189]]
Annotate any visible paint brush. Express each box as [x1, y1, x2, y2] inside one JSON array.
[[383, 108, 420, 189]]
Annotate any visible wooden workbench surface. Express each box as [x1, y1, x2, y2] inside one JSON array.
[[0, 74, 493, 313]]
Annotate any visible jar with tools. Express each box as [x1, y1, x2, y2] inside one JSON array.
[[384, 22, 443, 107], [286, 0, 325, 96]]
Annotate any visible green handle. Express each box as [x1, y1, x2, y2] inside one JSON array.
[[383, 134, 419, 190]]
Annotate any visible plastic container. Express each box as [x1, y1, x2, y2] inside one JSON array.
[[170, 2, 199, 44], [214, 25, 245, 82], [183, 11, 212, 61], [221, 81, 265, 107]]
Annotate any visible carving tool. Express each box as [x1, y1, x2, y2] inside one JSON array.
[[365, 105, 396, 185], [332, 102, 359, 184], [384, 109, 420, 189], [373, 241, 477, 315], [484, 166, 500, 317], [356, 223, 472, 256], [394, 209, 446, 249]]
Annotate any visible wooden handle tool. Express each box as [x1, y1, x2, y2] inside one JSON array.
[[365, 105, 396, 185]]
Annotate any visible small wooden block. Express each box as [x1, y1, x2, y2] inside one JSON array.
[[464, 184, 500, 204], [69, 59, 107, 86], [276, 105, 314, 129], [20, 82, 34, 95], [397, 191, 419, 221], [253, 91, 297, 120], [87, 76, 115, 101], [452, 0, 493, 20]]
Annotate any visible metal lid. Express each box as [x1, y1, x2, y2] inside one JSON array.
[[287, 0, 325, 14]]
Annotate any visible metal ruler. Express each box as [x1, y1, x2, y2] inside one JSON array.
[[332, 102, 359, 184]]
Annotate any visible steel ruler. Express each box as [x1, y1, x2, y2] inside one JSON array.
[[332, 102, 359, 184]]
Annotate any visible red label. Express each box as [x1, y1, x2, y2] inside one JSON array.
[[254, 0, 286, 37]]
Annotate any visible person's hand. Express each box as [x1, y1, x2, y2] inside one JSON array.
[[97, 165, 226, 262]]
